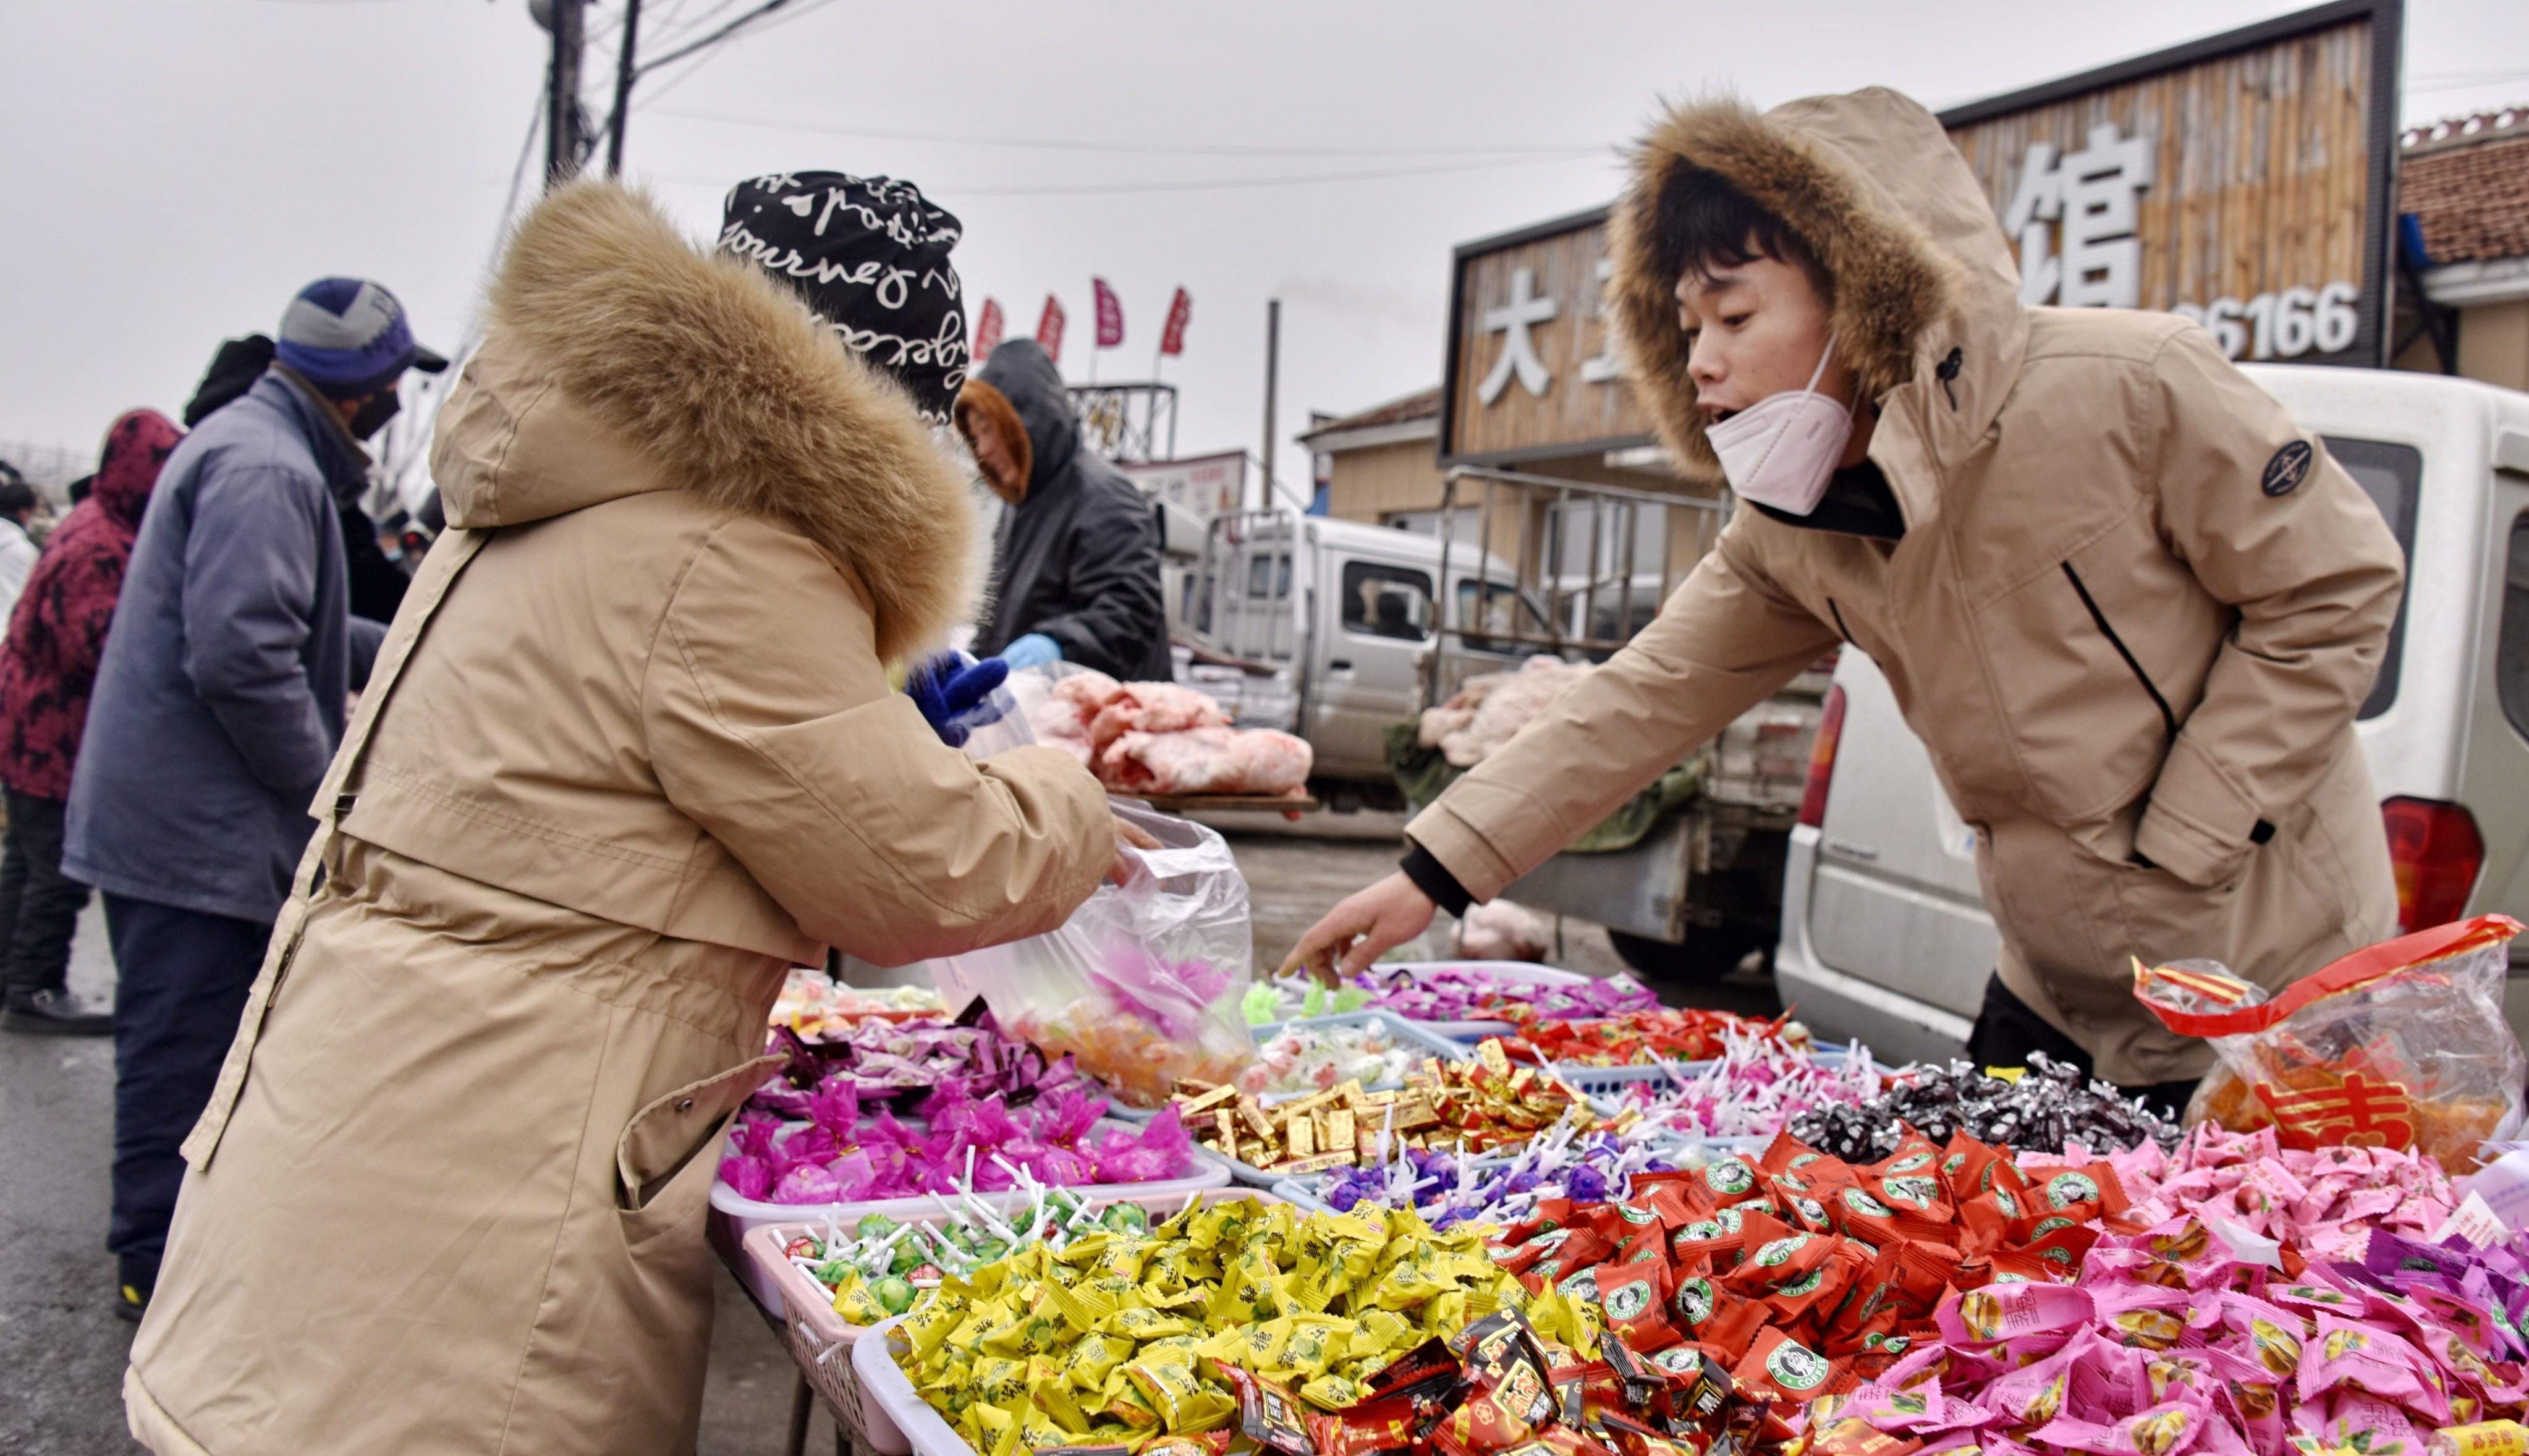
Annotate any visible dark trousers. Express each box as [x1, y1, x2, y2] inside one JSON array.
[[107, 892, 271, 1290], [1965, 973, 2199, 1122], [0, 789, 91, 996]]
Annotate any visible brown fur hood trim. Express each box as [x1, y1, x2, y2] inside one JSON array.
[[1606, 91, 1968, 485], [484, 179, 975, 662]]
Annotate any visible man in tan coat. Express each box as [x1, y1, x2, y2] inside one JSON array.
[[1289, 89, 2404, 1113], [122, 179, 1118, 1453]]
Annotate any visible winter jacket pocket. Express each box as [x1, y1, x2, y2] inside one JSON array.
[[2060, 563, 2175, 740], [615, 1054, 781, 1246]]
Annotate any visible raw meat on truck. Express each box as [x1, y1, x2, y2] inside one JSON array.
[[1100, 726, 1311, 797], [1085, 683, 1230, 759], [1418, 656, 1592, 768]]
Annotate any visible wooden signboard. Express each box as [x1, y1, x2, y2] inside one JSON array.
[[1439, 0, 2400, 464], [1941, 0, 2401, 370]]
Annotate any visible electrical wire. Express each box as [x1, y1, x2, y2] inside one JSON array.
[[625, 0, 845, 114], [654, 151, 1595, 198], [655, 108, 1608, 159]]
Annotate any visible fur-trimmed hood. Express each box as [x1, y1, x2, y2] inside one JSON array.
[[1606, 88, 2025, 487], [434, 179, 975, 662]]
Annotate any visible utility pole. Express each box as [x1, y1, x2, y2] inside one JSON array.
[[542, 0, 586, 185], [1260, 298, 1280, 512], [604, 0, 642, 175]]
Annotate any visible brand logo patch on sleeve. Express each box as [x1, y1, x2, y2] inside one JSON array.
[[2261, 440, 2315, 497]]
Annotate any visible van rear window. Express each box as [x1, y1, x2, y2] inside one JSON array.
[[2323, 437, 2421, 720], [2499, 513, 2529, 742]]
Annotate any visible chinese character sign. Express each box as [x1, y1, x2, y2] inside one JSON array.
[[1093, 279, 1124, 349], [1442, 223, 1653, 463], [975, 297, 1005, 361], [2002, 122, 2155, 309], [1944, 11, 2386, 366], [1160, 287, 1192, 357], [1036, 294, 1066, 367], [1476, 266, 1558, 405]]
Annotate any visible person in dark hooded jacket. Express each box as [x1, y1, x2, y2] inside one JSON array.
[[0, 408, 183, 1036], [955, 339, 1172, 681]]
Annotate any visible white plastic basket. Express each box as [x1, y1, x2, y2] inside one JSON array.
[[710, 1115, 1229, 1295]]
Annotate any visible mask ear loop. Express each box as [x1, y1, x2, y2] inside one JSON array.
[[1807, 331, 1860, 433]]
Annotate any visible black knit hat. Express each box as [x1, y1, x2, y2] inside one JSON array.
[[719, 172, 968, 424]]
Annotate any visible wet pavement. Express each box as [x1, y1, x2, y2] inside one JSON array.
[[0, 815, 1776, 1454]]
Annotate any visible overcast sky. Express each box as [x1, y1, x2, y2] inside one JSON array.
[[5, 0, 2524, 498]]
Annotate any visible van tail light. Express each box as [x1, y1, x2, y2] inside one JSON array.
[[1798, 684, 1847, 830], [2381, 796, 2484, 933]]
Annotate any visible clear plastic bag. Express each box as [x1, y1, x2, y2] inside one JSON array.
[[2133, 915, 2527, 1170], [932, 803, 1256, 1107]]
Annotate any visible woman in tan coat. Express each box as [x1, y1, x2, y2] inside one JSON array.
[[1290, 89, 2404, 1111], [123, 178, 1116, 1453]]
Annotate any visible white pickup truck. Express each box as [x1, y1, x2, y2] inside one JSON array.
[[1774, 366, 2529, 1062]]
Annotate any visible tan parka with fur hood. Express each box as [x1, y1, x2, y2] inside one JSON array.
[[121, 181, 1112, 1455], [1407, 90, 2405, 1086]]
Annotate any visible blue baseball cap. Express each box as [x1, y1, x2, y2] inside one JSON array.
[[273, 277, 448, 399]]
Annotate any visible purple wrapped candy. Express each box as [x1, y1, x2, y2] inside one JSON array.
[[1306, 1113, 1676, 1229], [1341, 965, 1657, 1026], [754, 1005, 1085, 1111]]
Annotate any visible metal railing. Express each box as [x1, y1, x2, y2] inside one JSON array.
[[1428, 465, 1729, 705]]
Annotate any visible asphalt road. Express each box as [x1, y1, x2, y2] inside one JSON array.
[[0, 815, 1774, 1455]]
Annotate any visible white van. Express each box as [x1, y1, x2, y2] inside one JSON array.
[[1774, 366, 2529, 1065]]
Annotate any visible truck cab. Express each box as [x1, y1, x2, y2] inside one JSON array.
[[1775, 367, 2529, 1063], [1177, 509, 1551, 796]]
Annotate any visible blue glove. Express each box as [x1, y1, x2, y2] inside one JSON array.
[[1001, 633, 1063, 672], [907, 651, 1009, 748]]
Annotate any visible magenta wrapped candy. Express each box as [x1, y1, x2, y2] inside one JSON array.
[[718, 1075, 1195, 1204]]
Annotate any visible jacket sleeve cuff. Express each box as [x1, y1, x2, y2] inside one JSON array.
[[2135, 737, 2263, 887], [1399, 840, 1475, 918], [1403, 802, 1520, 903]]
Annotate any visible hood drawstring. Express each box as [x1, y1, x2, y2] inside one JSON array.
[[1936, 348, 1963, 412]]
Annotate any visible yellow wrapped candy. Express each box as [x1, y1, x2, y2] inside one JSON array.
[[887, 1195, 1537, 1453]]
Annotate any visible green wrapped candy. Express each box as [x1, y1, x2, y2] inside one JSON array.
[[1101, 1204, 1150, 1234], [889, 1244, 926, 1276], [811, 1259, 856, 1289], [873, 1276, 917, 1315], [855, 1214, 899, 1240]]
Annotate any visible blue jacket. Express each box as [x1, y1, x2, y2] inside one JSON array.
[[67, 369, 387, 923]]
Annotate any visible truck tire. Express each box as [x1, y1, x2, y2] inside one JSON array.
[[1607, 925, 1770, 983]]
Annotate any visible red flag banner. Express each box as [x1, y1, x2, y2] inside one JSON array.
[[1035, 295, 1066, 366], [1159, 287, 1192, 357], [975, 297, 1005, 360], [1093, 278, 1124, 349]]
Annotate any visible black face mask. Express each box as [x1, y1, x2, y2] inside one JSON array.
[[348, 388, 402, 441]]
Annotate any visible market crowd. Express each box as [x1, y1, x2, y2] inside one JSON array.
[[3, 146, 1187, 1451], [0, 74, 2419, 1456]]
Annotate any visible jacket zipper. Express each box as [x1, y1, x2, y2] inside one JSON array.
[[1826, 598, 1854, 645], [2061, 562, 2177, 740]]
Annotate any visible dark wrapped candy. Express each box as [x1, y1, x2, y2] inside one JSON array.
[[1787, 1053, 2177, 1158]]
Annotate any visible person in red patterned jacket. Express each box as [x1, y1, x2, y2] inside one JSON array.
[[0, 408, 181, 1036]]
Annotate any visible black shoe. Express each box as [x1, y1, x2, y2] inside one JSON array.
[[1, 986, 115, 1036], [114, 1280, 150, 1323]]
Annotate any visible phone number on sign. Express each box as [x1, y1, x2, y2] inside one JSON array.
[[2171, 281, 2360, 362]]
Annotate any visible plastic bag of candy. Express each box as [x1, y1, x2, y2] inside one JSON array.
[[2135, 914, 2526, 1171], [934, 803, 1256, 1108]]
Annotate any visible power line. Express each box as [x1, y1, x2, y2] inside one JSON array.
[[627, 0, 845, 113], [656, 152, 1595, 198], [655, 108, 1609, 159]]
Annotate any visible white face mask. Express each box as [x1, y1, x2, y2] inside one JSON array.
[[1706, 332, 1856, 515]]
